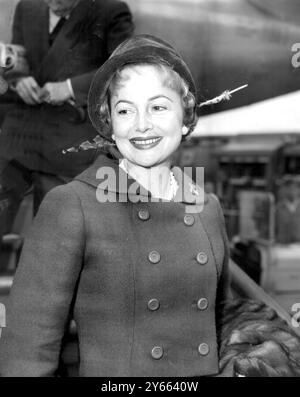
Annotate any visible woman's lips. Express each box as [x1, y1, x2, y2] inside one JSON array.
[[129, 136, 163, 150]]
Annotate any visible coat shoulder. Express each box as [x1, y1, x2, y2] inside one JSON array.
[[38, 182, 85, 222], [203, 193, 225, 223], [200, 193, 227, 245], [43, 182, 81, 203]]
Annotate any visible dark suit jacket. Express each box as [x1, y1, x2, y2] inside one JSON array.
[[0, 0, 134, 177], [0, 154, 230, 377]]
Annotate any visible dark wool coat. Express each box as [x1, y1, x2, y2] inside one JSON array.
[[0, 0, 134, 177], [0, 154, 230, 377]]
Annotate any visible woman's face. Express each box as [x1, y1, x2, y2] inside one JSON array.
[[110, 65, 186, 168]]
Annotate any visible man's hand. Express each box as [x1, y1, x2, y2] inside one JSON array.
[[40, 81, 73, 106], [14, 76, 42, 105]]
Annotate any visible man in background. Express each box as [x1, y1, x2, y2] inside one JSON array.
[[0, 0, 134, 250]]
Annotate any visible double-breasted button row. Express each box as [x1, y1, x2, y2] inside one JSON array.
[[148, 250, 161, 264], [138, 209, 150, 221], [150, 344, 210, 360], [139, 211, 196, 225], [196, 252, 208, 265], [148, 250, 208, 265], [148, 298, 208, 312]]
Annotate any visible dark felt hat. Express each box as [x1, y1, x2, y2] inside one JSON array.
[[88, 34, 197, 140]]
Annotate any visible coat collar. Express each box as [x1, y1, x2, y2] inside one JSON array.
[[75, 154, 208, 207]]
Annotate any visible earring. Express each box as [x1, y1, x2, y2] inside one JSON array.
[[111, 134, 116, 141], [182, 125, 189, 135]]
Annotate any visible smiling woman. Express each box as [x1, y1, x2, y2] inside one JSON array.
[[2, 33, 300, 379], [0, 35, 232, 377]]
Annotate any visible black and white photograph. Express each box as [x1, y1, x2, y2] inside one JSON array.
[[0, 0, 300, 382]]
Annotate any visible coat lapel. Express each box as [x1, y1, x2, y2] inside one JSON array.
[[38, 0, 88, 82]]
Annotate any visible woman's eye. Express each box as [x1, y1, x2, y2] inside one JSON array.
[[152, 105, 167, 112], [117, 108, 134, 116]]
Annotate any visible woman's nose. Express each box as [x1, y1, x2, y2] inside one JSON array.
[[135, 111, 152, 133]]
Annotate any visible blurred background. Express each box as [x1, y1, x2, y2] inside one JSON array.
[[1, 0, 300, 310], [2, 0, 300, 109]]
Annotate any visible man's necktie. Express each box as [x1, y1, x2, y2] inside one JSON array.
[[49, 17, 66, 46]]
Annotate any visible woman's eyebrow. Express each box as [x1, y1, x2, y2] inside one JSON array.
[[114, 100, 134, 107], [150, 95, 173, 102], [114, 95, 173, 107]]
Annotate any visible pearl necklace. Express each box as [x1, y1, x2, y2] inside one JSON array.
[[119, 159, 179, 201]]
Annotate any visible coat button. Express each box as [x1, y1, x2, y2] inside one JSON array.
[[148, 299, 160, 311], [148, 251, 161, 264], [138, 209, 150, 221], [198, 343, 210, 356], [196, 252, 208, 265], [197, 298, 208, 310], [184, 214, 195, 226], [151, 346, 164, 360]]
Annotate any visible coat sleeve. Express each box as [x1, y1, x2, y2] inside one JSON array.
[[71, 0, 134, 106], [0, 185, 85, 377]]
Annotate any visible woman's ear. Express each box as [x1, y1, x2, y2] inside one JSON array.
[[111, 134, 116, 141], [182, 125, 189, 136]]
